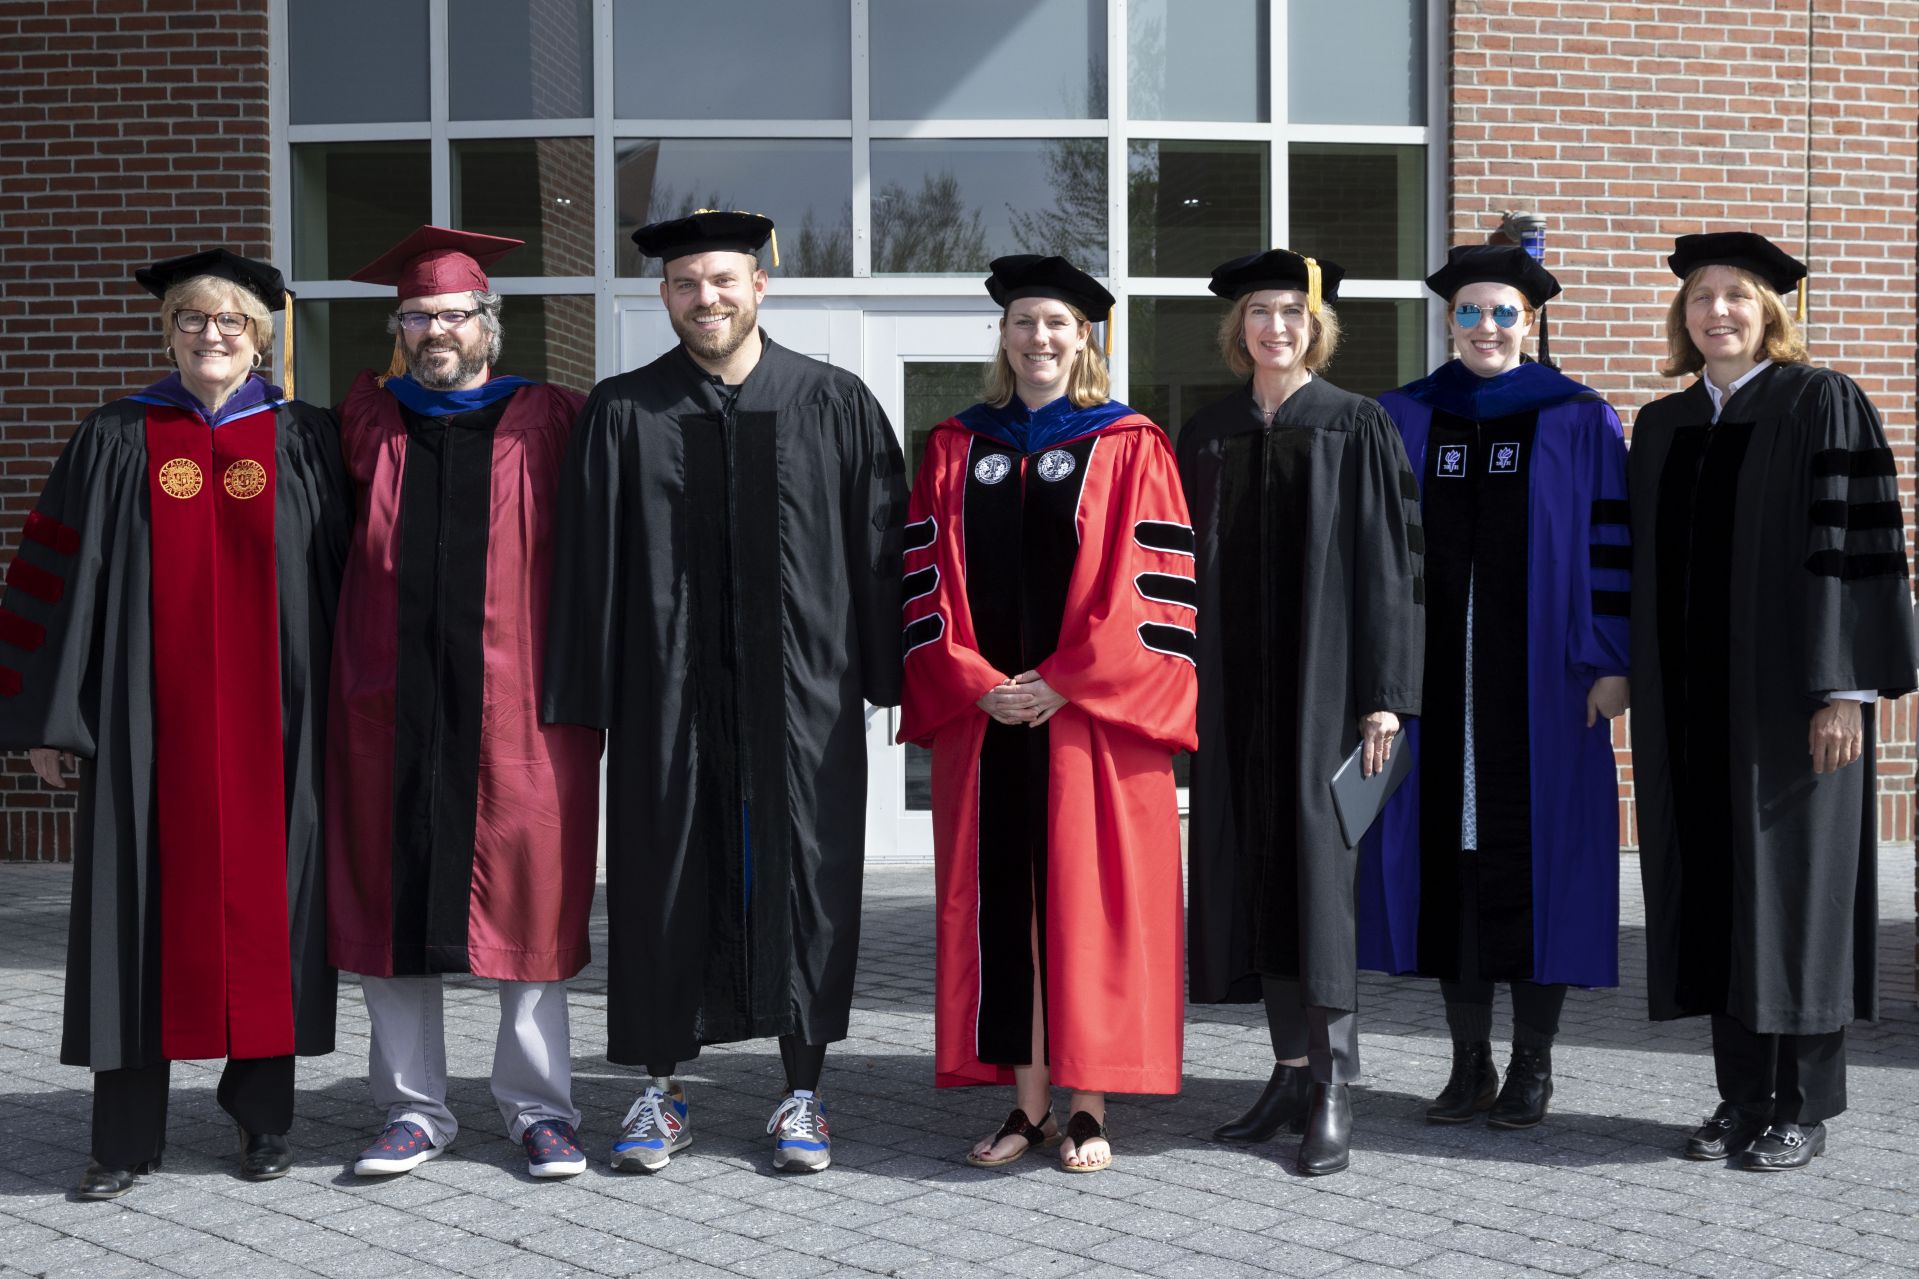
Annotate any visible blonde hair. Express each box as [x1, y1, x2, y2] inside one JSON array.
[[982, 303, 1112, 409], [1216, 295, 1342, 379], [1660, 265, 1808, 377], [159, 274, 275, 352]]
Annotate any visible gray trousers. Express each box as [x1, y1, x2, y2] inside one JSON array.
[[361, 975, 579, 1145], [1263, 977, 1361, 1084]]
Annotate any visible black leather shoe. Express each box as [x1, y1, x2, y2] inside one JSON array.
[[1487, 1043, 1553, 1129], [76, 1155, 160, 1200], [1295, 1082, 1351, 1176], [1734, 1122, 1825, 1171], [238, 1128, 294, 1181], [1213, 1064, 1310, 1143], [1684, 1102, 1772, 1160], [1426, 1041, 1498, 1124]]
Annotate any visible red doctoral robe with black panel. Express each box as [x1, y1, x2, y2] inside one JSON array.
[[327, 372, 602, 983], [899, 399, 1197, 1095], [0, 374, 349, 1069]]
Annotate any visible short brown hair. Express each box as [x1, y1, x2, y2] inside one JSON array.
[[1216, 295, 1341, 379], [982, 304, 1111, 409], [1660, 265, 1807, 378], [159, 274, 276, 351]]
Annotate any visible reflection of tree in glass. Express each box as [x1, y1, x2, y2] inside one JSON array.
[[792, 204, 853, 277], [1008, 138, 1106, 269], [871, 172, 988, 273], [1009, 64, 1109, 270]]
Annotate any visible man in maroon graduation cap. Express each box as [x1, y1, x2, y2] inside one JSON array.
[[326, 225, 603, 1180]]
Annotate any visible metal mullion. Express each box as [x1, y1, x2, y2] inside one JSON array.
[[445, 119, 594, 140], [1107, 0, 1128, 396], [866, 119, 1105, 140], [481, 276, 597, 295], [287, 123, 432, 143], [1271, 0, 1288, 250], [1121, 120, 1274, 143], [1288, 123, 1432, 146], [594, 0, 616, 378], [609, 119, 852, 138], [851, 0, 871, 277], [269, 0, 290, 274], [428, 0, 450, 225]]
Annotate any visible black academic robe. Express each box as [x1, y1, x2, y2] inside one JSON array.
[[0, 396, 348, 1070], [1180, 378, 1425, 1013], [542, 335, 906, 1065], [1630, 362, 1916, 1036]]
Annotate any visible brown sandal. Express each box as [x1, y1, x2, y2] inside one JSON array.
[[1059, 1110, 1111, 1173], [965, 1107, 1059, 1168]]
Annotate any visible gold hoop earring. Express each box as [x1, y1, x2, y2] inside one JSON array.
[[163, 344, 177, 366], [250, 351, 264, 371]]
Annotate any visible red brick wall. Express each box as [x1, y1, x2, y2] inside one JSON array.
[[0, 0, 272, 860], [1449, 0, 1919, 850]]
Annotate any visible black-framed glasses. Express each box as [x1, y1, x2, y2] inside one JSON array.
[[1452, 303, 1529, 329], [396, 309, 479, 333], [174, 310, 251, 336]]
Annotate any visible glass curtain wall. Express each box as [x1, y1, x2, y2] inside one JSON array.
[[276, 0, 1438, 419]]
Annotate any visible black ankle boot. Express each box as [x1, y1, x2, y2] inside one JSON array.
[[1213, 1064, 1309, 1143], [1296, 1082, 1351, 1176], [1426, 1040, 1498, 1124], [1487, 1043, 1553, 1130]]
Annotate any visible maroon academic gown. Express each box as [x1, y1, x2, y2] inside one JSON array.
[[327, 373, 602, 982]]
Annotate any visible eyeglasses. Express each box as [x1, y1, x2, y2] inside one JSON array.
[[396, 309, 480, 332], [174, 310, 251, 336], [1452, 303, 1529, 329]]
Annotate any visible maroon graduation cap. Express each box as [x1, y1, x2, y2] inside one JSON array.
[[349, 225, 524, 299]]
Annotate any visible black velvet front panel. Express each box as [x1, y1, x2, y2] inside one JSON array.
[[1656, 419, 1752, 1015], [389, 400, 504, 975], [1415, 409, 1537, 981], [962, 434, 1094, 1066]]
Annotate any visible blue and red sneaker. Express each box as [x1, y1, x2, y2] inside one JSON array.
[[611, 1082, 690, 1173], [522, 1119, 587, 1178], [767, 1091, 830, 1173], [353, 1120, 441, 1176]]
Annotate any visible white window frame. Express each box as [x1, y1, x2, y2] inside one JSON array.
[[270, 0, 1449, 387]]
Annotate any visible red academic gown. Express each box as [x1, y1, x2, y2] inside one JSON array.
[[327, 373, 602, 982], [899, 403, 1197, 1095]]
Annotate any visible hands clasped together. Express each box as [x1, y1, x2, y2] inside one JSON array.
[[977, 671, 1067, 727]]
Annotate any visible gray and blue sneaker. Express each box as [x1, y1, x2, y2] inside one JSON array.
[[768, 1091, 830, 1173], [611, 1081, 689, 1172]]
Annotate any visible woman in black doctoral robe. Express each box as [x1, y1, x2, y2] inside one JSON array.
[[1630, 231, 1916, 1171], [1181, 249, 1424, 1177], [0, 251, 349, 1198]]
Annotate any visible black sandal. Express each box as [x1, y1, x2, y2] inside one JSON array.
[[965, 1107, 1058, 1168], [1060, 1110, 1111, 1173]]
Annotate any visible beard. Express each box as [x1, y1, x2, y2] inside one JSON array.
[[671, 296, 758, 364], [405, 330, 490, 390]]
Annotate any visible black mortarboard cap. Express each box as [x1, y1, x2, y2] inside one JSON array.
[[1666, 231, 1807, 295], [1424, 244, 1561, 308], [1207, 249, 1346, 311], [984, 255, 1114, 318], [135, 248, 288, 309], [632, 209, 778, 266]]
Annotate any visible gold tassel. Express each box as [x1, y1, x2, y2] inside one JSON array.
[[378, 337, 407, 385], [1104, 305, 1114, 357], [769, 226, 780, 270], [1305, 256, 1323, 315], [282, 295, 295, 399], [1796, 277, 1808, 324]]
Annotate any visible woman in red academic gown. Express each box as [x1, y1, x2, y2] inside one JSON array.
[[899, 255, 1197, 1173]]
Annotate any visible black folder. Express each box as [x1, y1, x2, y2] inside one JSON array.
[[1329, 736, 1413, 848]]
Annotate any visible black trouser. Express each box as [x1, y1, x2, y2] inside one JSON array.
[[1711, 1013, 1846, 1126], [1262, 977, 1360, 1084], [648, 1035, 827, 1093], [1439, 850, 1566, 1048], [91, 1055, 295, 1168]]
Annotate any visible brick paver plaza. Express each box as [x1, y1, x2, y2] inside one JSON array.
[[1, 855, 1914, 1278]]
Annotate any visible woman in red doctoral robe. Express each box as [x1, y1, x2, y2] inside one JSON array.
[[898, 255, 1197, 1173]]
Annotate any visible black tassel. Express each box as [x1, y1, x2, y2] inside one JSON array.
[[1537, 304, 1555, 370]]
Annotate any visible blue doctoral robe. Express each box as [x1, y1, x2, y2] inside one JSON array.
[[1358, 359, 1628, 987]]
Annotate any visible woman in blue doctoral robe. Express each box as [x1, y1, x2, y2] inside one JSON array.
[[1359, 245, 1629, 1131]]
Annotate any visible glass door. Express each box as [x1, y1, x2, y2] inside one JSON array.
[[863, 311, 1000, 863]]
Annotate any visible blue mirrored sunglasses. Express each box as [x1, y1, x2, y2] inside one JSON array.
[[1453, 303, 1528, 329]]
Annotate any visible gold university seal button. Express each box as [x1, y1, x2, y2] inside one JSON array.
[[157, 458, 202, 499], [224, 459, 267, 500]]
